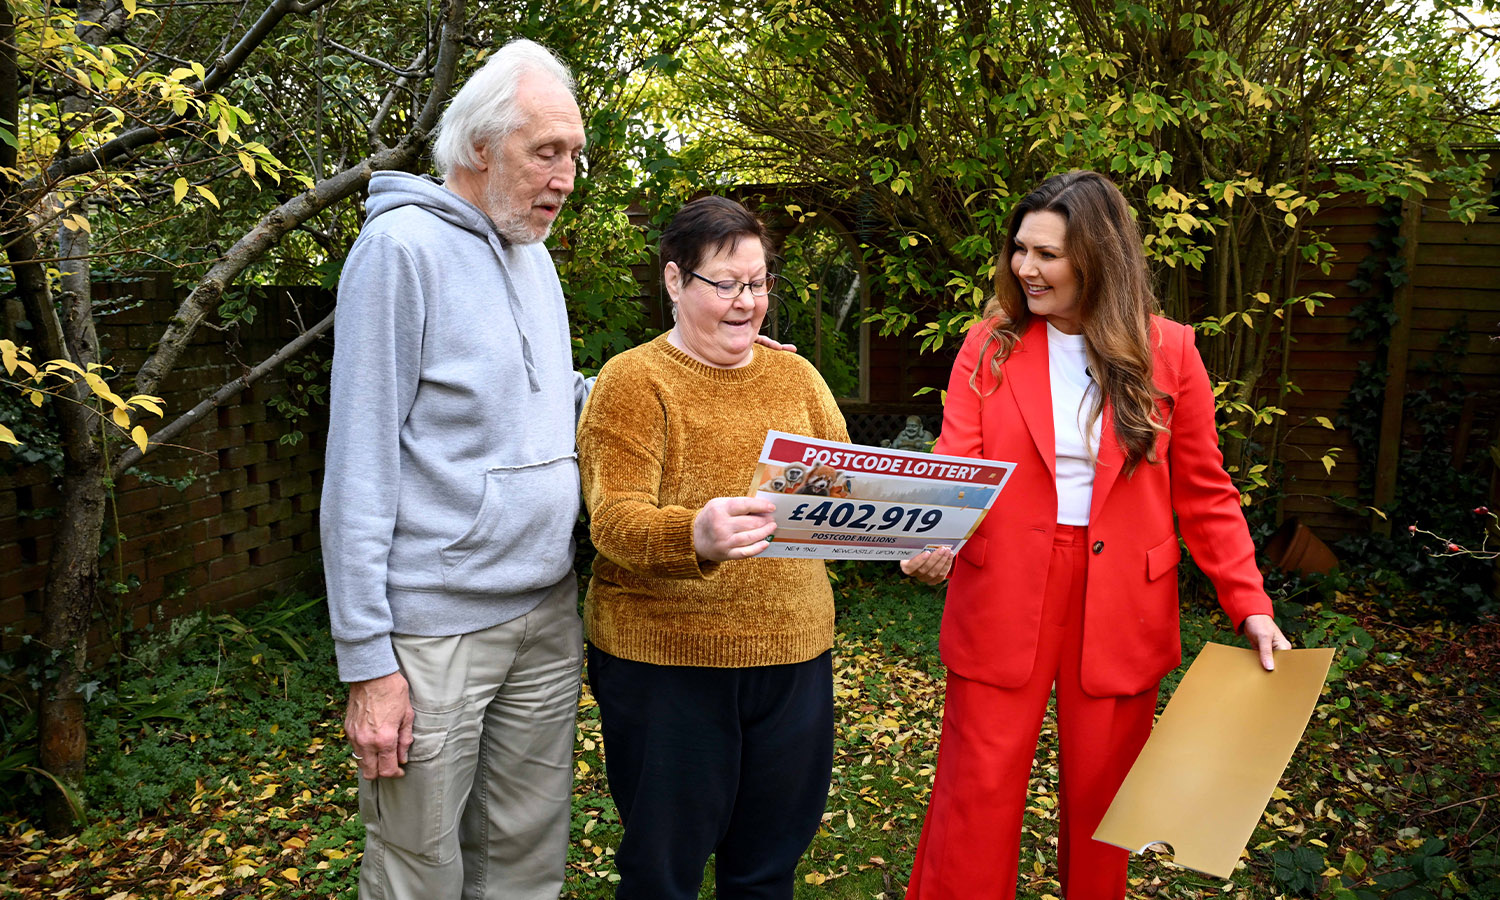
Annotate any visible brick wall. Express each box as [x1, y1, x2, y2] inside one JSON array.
[[1, 277, 331, 654]]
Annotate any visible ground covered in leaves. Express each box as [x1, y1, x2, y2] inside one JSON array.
[[1, 575, 1497, 899]]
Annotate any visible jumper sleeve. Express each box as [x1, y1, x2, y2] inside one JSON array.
[[321, 234, 425, 683], [1166, 326, 1273, 627], [577, 364, 708, 580]]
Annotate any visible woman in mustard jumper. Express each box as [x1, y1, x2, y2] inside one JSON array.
[[579, 196, 951, 898], [577, 196, 845, 899]]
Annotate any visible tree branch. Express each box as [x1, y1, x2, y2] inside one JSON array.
[[112, 309, 333, 474], [17, 0, 335, 199], [369, 45, 432, 148], [324, 38, 430, 77], [128, 0, 466, 401]]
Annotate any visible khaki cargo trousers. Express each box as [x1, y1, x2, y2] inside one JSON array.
[[357, 578, 582, 900]]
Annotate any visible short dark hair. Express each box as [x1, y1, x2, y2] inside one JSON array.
[[659, 196, 774, 279]]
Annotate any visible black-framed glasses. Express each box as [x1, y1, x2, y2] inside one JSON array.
[[688, 271, 776, 299]]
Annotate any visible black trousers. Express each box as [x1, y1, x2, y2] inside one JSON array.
[[587, 644, 835, 900]]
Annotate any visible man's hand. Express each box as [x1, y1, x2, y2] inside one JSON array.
[[693, 496, 778, 561], [345, 670, 414, 780], [753, 334, 797, 353], [1242, 613, 1293, 672]]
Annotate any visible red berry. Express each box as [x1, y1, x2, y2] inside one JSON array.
[[1476, 507, 1491, 515], [1447, 543, 1462, 552], [1407, 524, 1418, 533]]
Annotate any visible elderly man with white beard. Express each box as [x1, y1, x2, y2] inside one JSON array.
[[320, 39, 589, 900]]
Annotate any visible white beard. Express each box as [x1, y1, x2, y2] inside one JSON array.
[[485, 181, 550, 245]]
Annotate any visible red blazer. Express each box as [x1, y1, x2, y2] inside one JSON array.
[[935, 316, 1272, 697]]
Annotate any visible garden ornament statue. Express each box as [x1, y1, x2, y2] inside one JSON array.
[[885, 415, 935, 451]]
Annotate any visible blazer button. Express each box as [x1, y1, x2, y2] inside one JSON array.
[[1092, 540, 1104, 554]]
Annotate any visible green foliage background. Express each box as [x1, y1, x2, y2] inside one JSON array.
[[3, 0, 1499, 833]]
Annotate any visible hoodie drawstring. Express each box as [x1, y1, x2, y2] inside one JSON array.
[[490, 235, 541, 393]]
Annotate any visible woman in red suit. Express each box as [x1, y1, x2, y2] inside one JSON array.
[[900, 171, 1291, 900]]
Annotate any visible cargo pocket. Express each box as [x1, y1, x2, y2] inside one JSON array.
[[359, 706, 463, 862]]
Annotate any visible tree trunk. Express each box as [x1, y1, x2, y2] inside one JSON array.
[[0, 0, 467, 833], [38, 443, 107, 830]]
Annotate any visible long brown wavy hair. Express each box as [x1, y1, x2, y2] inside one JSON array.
[[973, 170, 1171, 472]]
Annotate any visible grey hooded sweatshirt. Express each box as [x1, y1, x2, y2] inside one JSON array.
[[321, 171, 587, 683]]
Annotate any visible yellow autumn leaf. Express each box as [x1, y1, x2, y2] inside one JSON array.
[[111, 407, 130, 428], [281, 868, 300, 883], [173, 177, 189, 204], [130, 426, 148, 453], [1, 339, 21, 374], [0, 423, 18, 446], [44, 358, 86, 376], [29, 390, 44, 407], [127, 395, 165, 417], [83, 371, 126, 409], [196, 184, 220, 208]]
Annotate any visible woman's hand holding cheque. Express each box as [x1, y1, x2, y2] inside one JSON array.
[[901, 546, 954, 585], [692, 496, 779, 561]]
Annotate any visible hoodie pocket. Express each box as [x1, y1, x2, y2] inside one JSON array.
[[439, 456, 579, 593]]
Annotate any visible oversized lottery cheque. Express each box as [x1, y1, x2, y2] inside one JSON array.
[[748, 430, 1016, 560]]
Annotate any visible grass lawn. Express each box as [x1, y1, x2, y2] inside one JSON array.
[[1, 569, 1496, 899]]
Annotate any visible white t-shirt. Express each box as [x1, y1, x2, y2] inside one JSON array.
[[1047, 322, 1101, 525]]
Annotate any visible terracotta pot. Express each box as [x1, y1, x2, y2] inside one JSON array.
[[1263, 517, 1339, 576]]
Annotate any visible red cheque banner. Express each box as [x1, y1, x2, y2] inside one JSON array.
[[747, 430, 1016, 561]]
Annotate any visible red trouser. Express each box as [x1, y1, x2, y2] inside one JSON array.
[[907, 525, 1159, 900]]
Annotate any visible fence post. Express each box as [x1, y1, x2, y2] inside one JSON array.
[[1370, 195, 1423, 536]]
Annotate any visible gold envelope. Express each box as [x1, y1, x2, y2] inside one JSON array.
[[1092, 642, 1335, 878]]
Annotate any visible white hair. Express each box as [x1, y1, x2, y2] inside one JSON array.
[[432, 38, 576, 178]]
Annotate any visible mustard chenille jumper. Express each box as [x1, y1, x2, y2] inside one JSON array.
[[577, 334, 849, 668]]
